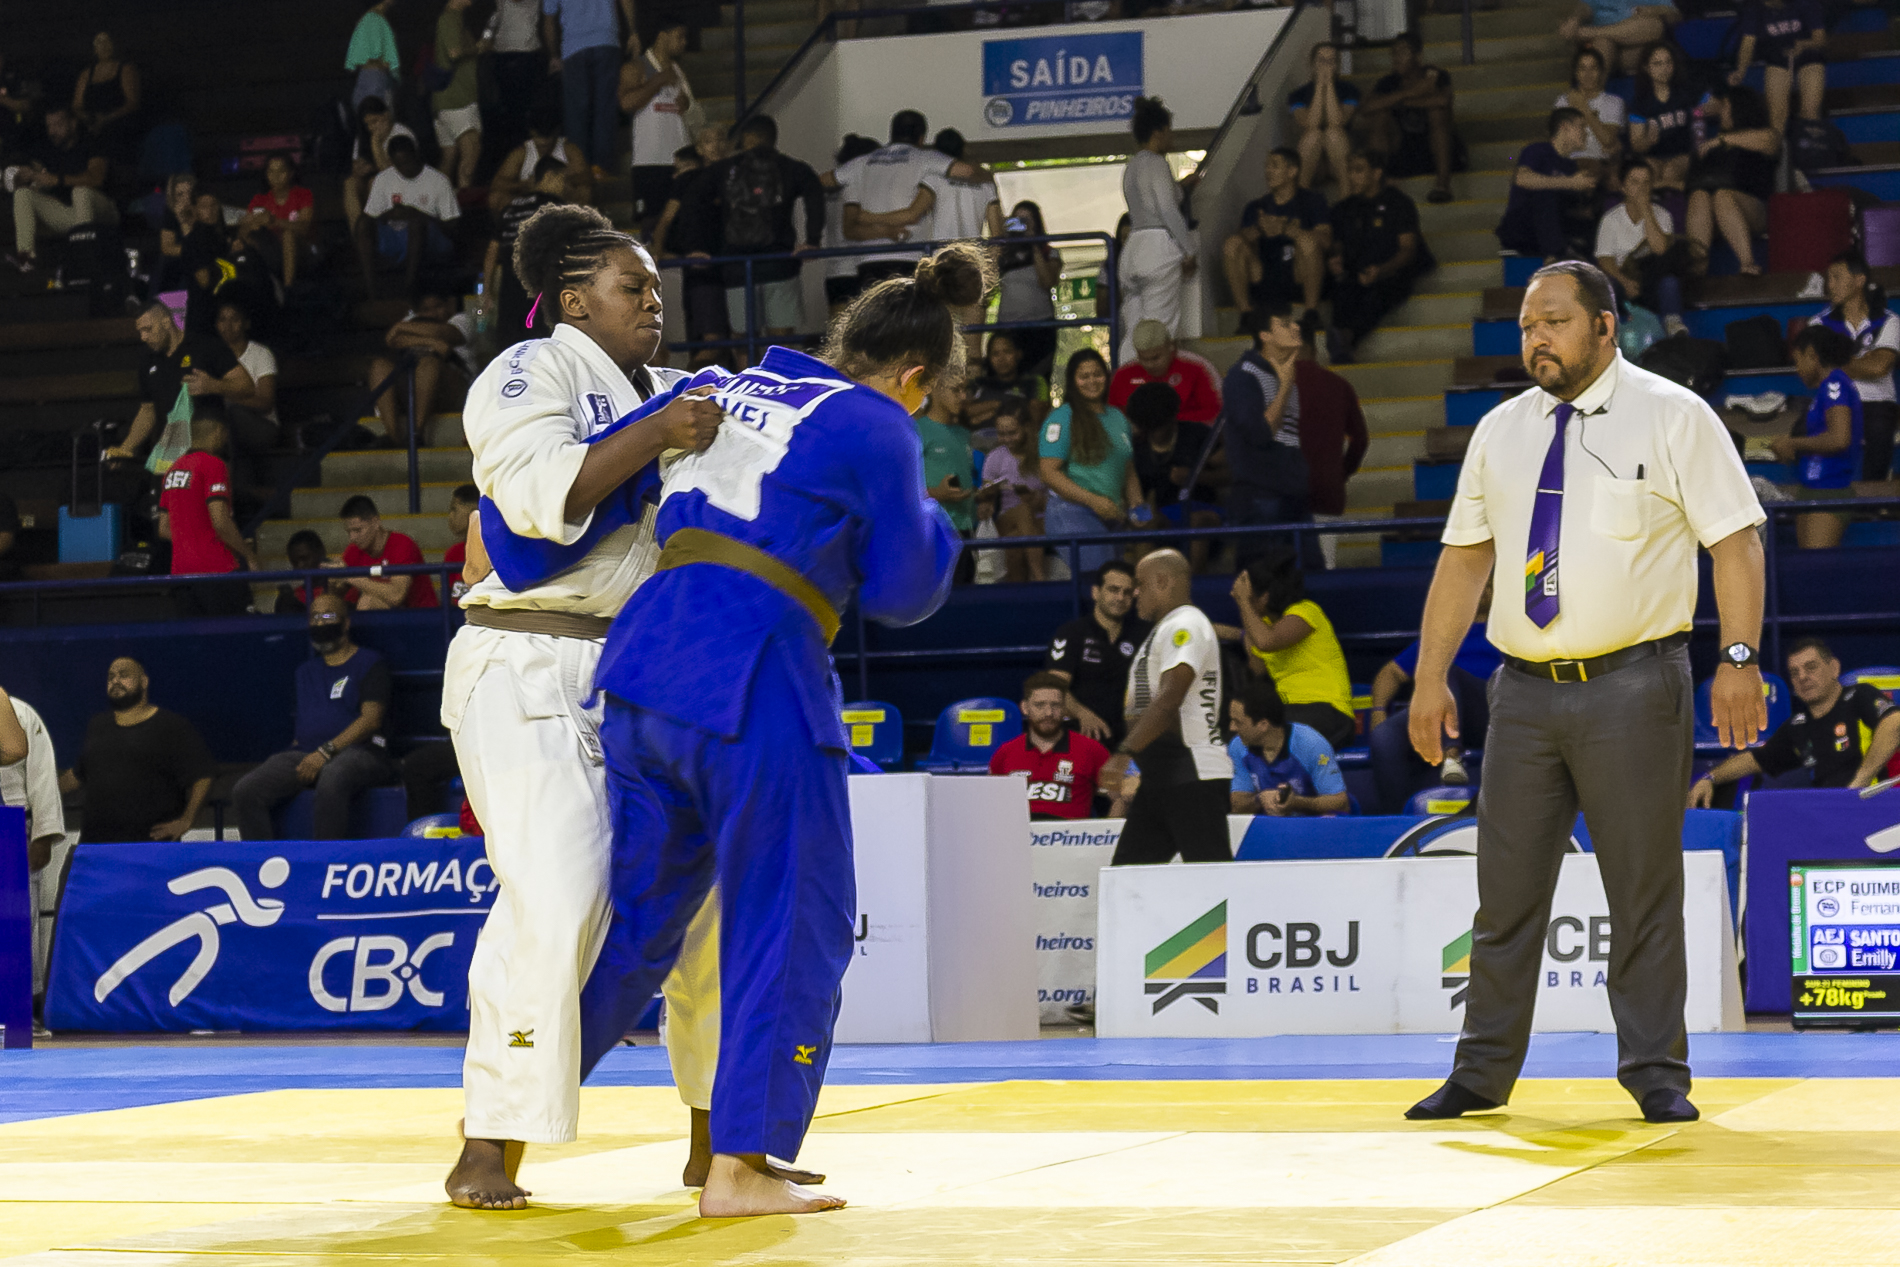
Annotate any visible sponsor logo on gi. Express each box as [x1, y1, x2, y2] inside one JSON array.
[[502, 378, 528, 398], [793, 1044, 819, 1065], [509, 1029, 535, 1048], [1145, 901, 1226, 1014]]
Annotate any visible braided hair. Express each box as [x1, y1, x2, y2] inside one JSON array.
[[512, 203, 641, 332]]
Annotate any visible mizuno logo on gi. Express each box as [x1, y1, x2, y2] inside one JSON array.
[[509, 1029, 534, 1047], [792, 1044, 818, 1064]]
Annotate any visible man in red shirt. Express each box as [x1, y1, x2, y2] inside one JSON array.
[[442, 482, 478, 604], [340, 493, 439, 609], [990, 672, 1115, 820], [1108, 319, 1224, 425], [158, 416, 260, 616]]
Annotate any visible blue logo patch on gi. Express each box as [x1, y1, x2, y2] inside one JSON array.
[[502, 379, 528, 399], [585, 393, 615, 429]]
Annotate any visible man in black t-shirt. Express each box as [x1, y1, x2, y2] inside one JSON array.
[[1222, 147, 1331, 324], [1691, 638, 1900, 806], [1044, 560, 1151, 748], [60, 657, 216, 843], [9, 105, 115, 272], [1124, 382, 1223, 572], [649, 143, 730, 369], [1324, 149, 1435, 362], [1355, 32, 1457, 201], [106, 302, 251, 470]]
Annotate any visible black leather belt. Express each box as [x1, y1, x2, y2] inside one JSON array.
[[1503, 632, 1688, 684]]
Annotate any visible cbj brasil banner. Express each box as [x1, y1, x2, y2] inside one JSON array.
[[47, 837, 496, 1032], [982, 31, 1143, 129]]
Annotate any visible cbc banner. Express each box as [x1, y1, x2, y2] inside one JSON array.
[[47, 837, 495, 1032], [1096, 854, 1742, 1037]]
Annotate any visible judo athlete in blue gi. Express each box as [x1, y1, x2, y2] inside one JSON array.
[[578, 243, 990, 1216]]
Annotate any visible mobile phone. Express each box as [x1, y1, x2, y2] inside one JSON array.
[[1005, 216, 1027, 234], [947, 474, 961, 488]]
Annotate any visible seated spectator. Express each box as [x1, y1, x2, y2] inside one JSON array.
[[990, 672, 1115, 820], [355, 134, 460, 300], [651, 142, 730, 369], [159, 415, 260, 617], [433, 0, 485, 190], [232, 594, 397, 840], [181, 189, 237, 335], [994, 201, 1062, 377], [1817, 252, 1898, 483], [1222, 305, 1313, 540], [367, 286, 477, 446], [967, 333, 1050, 429], [1109, 320, 1223, 425], [109, 301, 252, 473], [1222, 148, 1330, 325], [1559, 47, 1626, 190], [71, 30, 140, 161], [1560, 0, 1678, 75], [274, 529, 333, 614], [914, 373, 977, 540], [401, 737, 462, 822], [340, 493, 439, 609], [1290, 313, 1369, 567], [1691, 638, 1900, 805], [1367, 585, 1497, 812], [346, 0, 403, 110], [1496, 109, 1599, 264], [213, 303, 281, 497], [1038, 348, 1140, 575], [489, 103, 593, 213], [443, 482, 479, 603], [1227, 680, 1350, 816], [1125, 381, 1224, 572], [978, 397, 1049, 582], [155, 173, 199, 290], [1288, 43, 1357, 191], [1325, 148, 1433, 362], [59, 658, 214, 843], [1595, 158, 1688, 336], [1355, 31, 1457, 204], [1228, 551, 1356, 750], [1733, 0, 1826, 138], [1628, 41, 1702, 192], [8, 105, 113, 274], [1684, 84, 1778, 277], [238, 153, 314, 288], [343, 96, 415, 231], [487, 155, 570, 337], [1044, 559, 1150, 746], [1774, 323, 1863, 549]]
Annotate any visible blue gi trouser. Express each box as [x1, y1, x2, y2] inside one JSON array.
[[576, 645, 856, 1161]]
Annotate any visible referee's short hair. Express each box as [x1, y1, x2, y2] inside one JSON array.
[[1529, 259, 1617, 324], [1236, 680, 1286, 729], [340, 494, 380, 521]]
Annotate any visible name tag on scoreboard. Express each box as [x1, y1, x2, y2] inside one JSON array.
[[1791, 861, 1900, 1028]]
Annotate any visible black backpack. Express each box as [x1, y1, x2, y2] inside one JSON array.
[[1793, 118, 1856, 175], [1725, 313, 1787, 370], [1637, 334, 1726, 398], [721, 149, 784, 252]]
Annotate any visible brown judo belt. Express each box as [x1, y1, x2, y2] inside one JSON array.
[[463, 605, 614, 639], [655, 527, 841, 646]]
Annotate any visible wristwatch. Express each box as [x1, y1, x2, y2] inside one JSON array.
[[317, 742, 338, 759], [1720, 642, 1759, 669]]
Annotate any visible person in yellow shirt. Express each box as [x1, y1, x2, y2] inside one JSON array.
[[1228, 553, 1357, 750]]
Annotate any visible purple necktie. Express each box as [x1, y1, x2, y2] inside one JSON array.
[[1525, 403, 1572, 629]]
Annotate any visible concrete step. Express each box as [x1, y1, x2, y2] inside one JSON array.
[[321, 448, 472, 488], [1354, 323, 1474, 362], [1184, 335, 1248, 375], [1423, 228, 1508, 261], [289, 482, 467, 519], [1461, 112, 1548, 143], [1419, 5, 1565, 41], [1378, 54, 1576, 90], [1332, 358, 1456, 399], [1364, 431, 1428, 468], [1415, 197, 1509, 235], [698, 21, 812, 52], [1415, 258, 1505, 293], [1379, 291, 1484, 326], [1343, 466, 1415, 512], [1453, 81, 1571, 120], [1425, 31, 1575, 65], [1394, 170, 1513, 202], [1361, 394, 1450, 432], [256, 514, 458, 561]]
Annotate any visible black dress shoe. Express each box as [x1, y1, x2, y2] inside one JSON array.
[[1405, 1080, 1502, 1120], [1640, 1089, 1699, 1123]]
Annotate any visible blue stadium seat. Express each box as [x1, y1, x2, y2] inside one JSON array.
[[841, 700, 905, 770], [915, 697, 1022, 774], [1406, 784, 1477, 817], [403, 812, 466, 837], [1843, 667, 1900, 702], [1694, 672, 1792, 749], [271, 786, 408, 841]]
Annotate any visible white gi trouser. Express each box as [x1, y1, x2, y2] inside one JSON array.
[[661, 888, 722, 1111], [1119, 226, 1185, 362]]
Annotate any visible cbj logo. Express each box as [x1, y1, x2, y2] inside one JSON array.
[[309, 933, 456, 1012]]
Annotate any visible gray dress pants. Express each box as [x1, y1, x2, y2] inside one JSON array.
[[1450, 642, 1694, 1103]]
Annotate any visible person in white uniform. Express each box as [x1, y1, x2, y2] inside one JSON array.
[[442, 203, 723, 1209], [620, 18, 693, 235], [0, 689, 63, 999], [1120, 96, 1199, 363], [832, 109, 987, 288]]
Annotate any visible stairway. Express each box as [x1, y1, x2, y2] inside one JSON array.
[[1184, 2, 1571, 566]]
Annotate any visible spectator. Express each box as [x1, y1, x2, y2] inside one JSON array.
[[1045, 559, 1150, 746], [109, 301, 252, 473], [1773, 323, 1862, 549], [1125, 381, 1223, 572], [1290, 313, 1369, 566], [966, 332, 1050, 429], [651, 142, 729, 369], [275, 529, 333, 615], [213, 303, 281, 493], [8, 105, 113, 274], [1734, 0, 1826, 138], [231, 594, 397, 840], [489, 103, 592, 213], [1496, 109, 1598, 264], [1628, 41, 1702, 193], [1229, 551, 1356, 750], [71, 30, 140, 161], [1367, 585, 1497, 811], [433, 0, 486, 190], [821, 133, 881, 316], [915, 373, 977, 538], [686, 114, 826, 360], [1221, 147, 1330, 326], [402, 738, 462, 823], [444, 482, 479, 603], [1356, 31, 1457, 204], [621, 16, 694, 235], [345, 0, 403, 110], [0, 491, 18, 580], [1119, 95, 1197, 360], [58, 658, 214, 843], [0, 51, 39, 161], [1325, 148, 1433, 362], [355, 134, 461, 300], [1222, 305, 1312, 538], [1691, 638, 1900, 804], [1227, 679, 1349, 816], [237, 153, 314, 288], [923, 128, 1001, 245], [994, 201, 1062, 376], [367, 286, 477, 445], [1559, 0, 1678, 74], [155, 173, 199, 290], [487, 0, 547, 143], [1289, 43, 1357, 194], [181, 189, 235, 335], [1684, 84, 1779, 278], [544, 0, 632, 187], [834, 109, 984, 287], [1039, 347, 1140, 574], [1816, 251, 1899, 482], [1110, 319, 1223, 424], [1559, 46, 1626, 190], [340, 493, 439, 609], [1595, 157, 1688, 337], [158, 416, 260, 617], [979, 397, 1050, 582], [990, 672, 1115, 820], [487, 156, 570, 338], [342, 96, 415, 232]]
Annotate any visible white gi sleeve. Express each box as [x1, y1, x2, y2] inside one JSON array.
[[464, 342, 597, 545]]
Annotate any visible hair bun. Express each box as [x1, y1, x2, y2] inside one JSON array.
[[912, 242, 994, 310]]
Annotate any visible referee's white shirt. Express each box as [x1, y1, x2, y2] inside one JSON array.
[[1443, 352, 1765, 662]]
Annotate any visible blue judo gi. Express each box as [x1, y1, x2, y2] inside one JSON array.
[[563, 346, 958, 1160]]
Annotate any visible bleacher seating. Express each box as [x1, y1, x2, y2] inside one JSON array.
[[842, 701, 906, 770], [915, 698, 1022, 774]]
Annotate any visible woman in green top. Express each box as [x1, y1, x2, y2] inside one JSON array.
[[915, 374, 978, 534], [434, 0, 487, 190], [346, 0, 402, 111], [1038, 348, 1140, 573]]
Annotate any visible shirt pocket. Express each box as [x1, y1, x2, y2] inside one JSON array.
[[1589, 477, 1650, 542]]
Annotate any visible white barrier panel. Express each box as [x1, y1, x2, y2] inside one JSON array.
[[1030, 816, 1251, 1023], [1097, 854, 1743, 1037], [836, 774, 1039, 1044]]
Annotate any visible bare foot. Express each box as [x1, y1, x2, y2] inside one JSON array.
[[683, 1108, 826, 1188], [447, 1134, 530, 1210], [698, 1153, 845, 1217]]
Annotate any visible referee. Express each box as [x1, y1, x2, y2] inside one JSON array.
[[1404, 261, 1767, 1125]]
